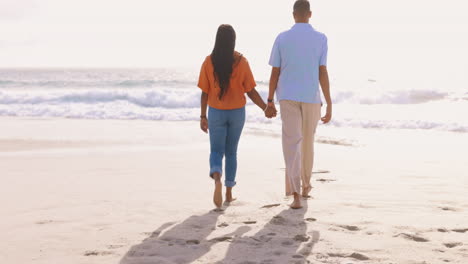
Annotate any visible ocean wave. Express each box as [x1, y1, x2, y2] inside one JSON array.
[[333, 89, 448, 104], [0, 79, 196, 89], [0, 89, 200, 108], [0, 88, 467, 133], [328, 118, 468, 133], [0, 86, 458, 110], [0, 94, 467, 133], [0, 103, 466, 133]]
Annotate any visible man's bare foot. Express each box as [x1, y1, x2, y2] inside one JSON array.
[[290, 193, 302, 209], [302, 186, 312, 198], [213, 173, 222, 208], [225, 187, 237, 203]]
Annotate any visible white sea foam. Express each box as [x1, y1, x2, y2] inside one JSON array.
[[332, 89, 449, 104], [0, 89, 200, 108], [0, 86, 459, 109], [0, 69, 467, 133], [0, 88, 467, 133]]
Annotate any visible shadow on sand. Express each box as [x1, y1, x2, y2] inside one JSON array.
[[218, 200, 319, 264], [120, 201, 319, 264], [119, 210, 249, 264]]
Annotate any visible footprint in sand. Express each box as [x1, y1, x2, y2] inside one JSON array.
[[191, 224, 203, 229], [314, 170, 330, 174], [280, 169, 330, 174], [127, 250, 145, 257], [210, 236, 233, 243], [142, 231, 163, 238], [140, 244, 152, 250], [439, 206, 458, 212], [261, 204, 281, 209], [250, 235, 273, 243], [316, 178, 336, 183], [314, 253, 329, 261], [443, 242, 463, 248], [281, 240, 294, 246], [395, 233, 430, 242], [35, 220, 55, 225], [452, 228, 468, 233], [217, 222, 229, 228], [365, 230, 384, 236], [327, 252, 370, 261], [107, 245, 124, 249], [186, 239, 200, 245], [305, 217, 317, 222], [337, 225, 361, 231], [271, 215, 287, 225], [243, 221, 257, 225], [327, 252, 347, 258], [84, 250, 115, 256], [273, 250, 284, 256], [293, 234, 310, 242], [349, 252, 370, 260]]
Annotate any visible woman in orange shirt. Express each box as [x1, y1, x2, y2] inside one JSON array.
[[198, 24, 276, 209]]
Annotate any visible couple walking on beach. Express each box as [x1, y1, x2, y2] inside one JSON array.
[[198, 0, 332, 209]]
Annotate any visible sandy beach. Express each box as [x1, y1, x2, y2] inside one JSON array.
[[2, 0, 468, 263], [0, 117, 467, 264]]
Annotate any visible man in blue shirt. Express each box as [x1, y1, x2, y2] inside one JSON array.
[[267, 0, 332, 209]]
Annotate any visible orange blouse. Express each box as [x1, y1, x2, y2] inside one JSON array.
[[197, 54, 256, 110]]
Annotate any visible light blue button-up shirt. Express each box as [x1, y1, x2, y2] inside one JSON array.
[[269, 23, 328, 104]]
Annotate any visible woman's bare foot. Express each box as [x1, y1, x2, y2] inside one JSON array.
[[225, 187, 237, 203], [212, 172, 222, 208], [302, 186, 312, 198], [290, 193, 302, 209]]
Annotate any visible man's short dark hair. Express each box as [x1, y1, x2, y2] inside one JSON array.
[[294, 0, 310, 15]]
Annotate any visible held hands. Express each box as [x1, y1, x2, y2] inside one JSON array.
[[200, 117, 208, 133], [264, 102, 277, 119]]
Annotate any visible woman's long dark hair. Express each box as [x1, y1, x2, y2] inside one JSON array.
[[211, 24, 236, 100]]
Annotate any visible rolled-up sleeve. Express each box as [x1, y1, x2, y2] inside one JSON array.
[[269, 35, 281, 68], [197, 58, 210, 93], [320, 35, 328, 66]]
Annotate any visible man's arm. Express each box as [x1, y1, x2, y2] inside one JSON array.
[[268, 67, 280, 101], [319, 65, 332, 123], [266, 67, 280, 117]]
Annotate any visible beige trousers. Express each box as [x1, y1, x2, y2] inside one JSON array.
[[279, 100, 321, 196]]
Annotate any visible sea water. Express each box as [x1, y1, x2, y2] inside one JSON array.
[[0, 68, 466, 133]]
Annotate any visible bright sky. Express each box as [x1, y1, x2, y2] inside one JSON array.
[[1, 0, 468, 85]]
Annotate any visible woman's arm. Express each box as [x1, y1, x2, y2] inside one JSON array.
[[246, 88, 266, 110], [200, 92, 209, 133], [247, 88, 276, 118]]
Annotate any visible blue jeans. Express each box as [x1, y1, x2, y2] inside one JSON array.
[[208, 106, 245, 187]]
